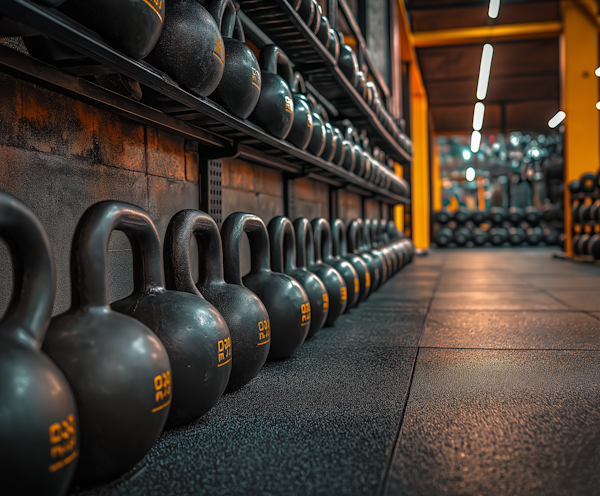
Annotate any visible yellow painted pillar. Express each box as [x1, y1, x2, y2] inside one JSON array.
[[411, 66, 430, 250], [432, 143, 442, 212], [561, 0, 599, 256], [394, 163, 405, 231]]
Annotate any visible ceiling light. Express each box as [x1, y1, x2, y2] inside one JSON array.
[[596, 67, 600, 77], [471, 131, 482, 153], [473, 102, 485, 131], [548, 111, 566, 128], [488, 0, 500, 18], [476, 44, 494, 100], [596, 101, 600, 110], [466, 167, 476, 181], [462, 150, 472, 161]]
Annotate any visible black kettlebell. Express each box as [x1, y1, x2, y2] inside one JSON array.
[[488, 227, 508, 246], [222, 213, 310, 360], [295, 218, 346, 326], [435, 226, 454, 247], [363, 219, 388, 286], [332, 219, 370, 304], [0, 192, 78, 496], [508, 227, 525, 245], [377, 219, 400, 274], [316, 15, 331, 47], [313, 218, 360, 312], [311, 101, 338, 162], [507, 206, 524, 225], [292, 0, 315, 24], [59, 0, 164, 59], [472, 227, 489, 246], [43, 202, 172, 488], [338, 34, 359, 85], [206, 2, 261, 118], [306, 95, 327, 157], [327, 28, 340, 60], [288, 73, 314, 150], [333, 127, 348, 166], [524, 206, 541, 226], [249, 45, 295, 140], [268, 217, 328, 340], [348, 219, 380, 291], [526, 226, 544, 245], [164, 210, 269, 393], [145, 0, 225, 97], [308, 0, 321, 33]]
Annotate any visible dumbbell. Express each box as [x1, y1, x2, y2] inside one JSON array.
[[435, 227, 453, 247], [541, 204, 557, 222], [508, 227, 526, 246], [579, 172, 598, 193], [578, 202, 593, 222], [453, 226, 472, 246], [542, 228, 560, 246], [471, 211, 487, 226], [524, 206, 540, 226], [472, 227, 489, 246], [575, 233, 592, 255], [589, 200, 600, 221], [568, 180, 580, 194], [507, 207, 524, 225], [435, 209, 452, 225], [588, 233, 600, 259], [526, 226, 543, 245], [488, 227, 508, 246], [454, 208, 471, 225], [488, 207, 506, 225]]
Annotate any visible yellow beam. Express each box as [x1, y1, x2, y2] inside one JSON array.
[[412, 21, 563, 48], [562, 0, 599, 256]]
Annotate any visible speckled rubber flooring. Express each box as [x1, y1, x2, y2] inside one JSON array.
[[76, 248, 600, 496]]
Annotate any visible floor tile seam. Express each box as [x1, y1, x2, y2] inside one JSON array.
[[418, 345, 600, 352], [424, 309, 587, 313], [416, 264, 443, 349], [538, 286, 578, 310], [377, 346, 420, 496], [582, 311, 600, 322]]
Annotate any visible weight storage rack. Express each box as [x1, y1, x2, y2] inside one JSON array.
[[0, 0, 410, 208]]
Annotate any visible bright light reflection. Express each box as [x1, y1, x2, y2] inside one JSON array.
[[462, 149, 472, 161], [470, 131, 482, 153], [596, 67, 600, 77], [473, 102, 485, 131], [596, 101, 600, 110], [466, 167, 476, 181], [476, 44, 494, 100], [488, 0, 500, 18], [548, 111, 566, 128]]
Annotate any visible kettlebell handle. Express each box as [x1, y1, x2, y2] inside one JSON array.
[[363, 219, 373, 248], [311, 218, 333, 262], [163, 209, 225, 295], [332, 219, 348, 257], [347, 219, 362, 254], [71, 201, 164, 308], [268, 216, 297, 274], [221, 212, 271, 285], [203, 0, 238, 39], [293, 218, 315, 269], [0, 191, 55, 342], [371, 220, 380, 248], [292, 72, 307, 95], [259, 45, 294, 89]]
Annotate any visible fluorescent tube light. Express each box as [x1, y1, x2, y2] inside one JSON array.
[[476, 44, 494, 100], [473, 102, 485, 131], [470, 131, 482, 153], [548, 111, 566, 128], [466, 167, 476, 181], [488, 0, 500, 18]]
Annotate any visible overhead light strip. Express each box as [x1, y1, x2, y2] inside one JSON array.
[[473, 102, 485, 131], [488, 0, 501, 19], [476, 44, 494, 100], [548, 111, 566, 128], [471, 131, 482, 153]]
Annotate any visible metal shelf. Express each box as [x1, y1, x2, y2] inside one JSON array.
[[236, 0, 413, 165], [0, 0, 410, 205]]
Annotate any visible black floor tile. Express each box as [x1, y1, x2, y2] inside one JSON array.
[[384, 348, 600, 496], [431, 290, 568, 311], [546, 291, 600, 311], [420, 310, 600, 350]]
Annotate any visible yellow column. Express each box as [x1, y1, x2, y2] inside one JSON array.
[[432, 143, 442, 212], [411, 66, 430, 250], [394, 163, 405, 231], [562, 0, 599, 256]]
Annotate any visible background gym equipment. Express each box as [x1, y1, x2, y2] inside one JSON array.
[[0, 191, 79, 496], [164, 209, 270, 394]]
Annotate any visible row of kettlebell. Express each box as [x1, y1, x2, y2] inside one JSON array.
[[1, 190, 412, 496], [288, 0, 412, 154]]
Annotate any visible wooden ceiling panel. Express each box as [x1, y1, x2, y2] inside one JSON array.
[[491, 38, 559, 77], [431, 104, 503, 133], [417, 45, 482, 81], [505, 100, 560, 131], [486, 74, 559, 103]]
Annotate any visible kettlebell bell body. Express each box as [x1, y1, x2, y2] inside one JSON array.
[[371, 219, 395, 275], [288, 73, 314, 150], [364, 219, 388, 286], [249, 45, 295, 139], [44, 202, 172, 488], [314, 218, 360, 312], [339, 38, 359, 85], [332, 219, 370, 304], [59, 0, 164, 59], [222, 213, 310, 360], [145, 0, 225, 97], [295, 218, 346, 326], [164, 210, 270, 393], [268, 217, 328, 340], [0, 192, 79, 496]]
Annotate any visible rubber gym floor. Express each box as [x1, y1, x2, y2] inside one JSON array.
[[77, 247, 600, 496]]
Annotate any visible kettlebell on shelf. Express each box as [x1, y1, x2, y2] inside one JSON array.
[[59, 0, 164, 59], [332, 218, 371, 304], [327, 28, 340, 61], [292, 0, 315, 25], [306, 95, 327, 157], [106, 203, 231, 428], [313, 218, 359, 312], [371, 219, 395, 275], [364, 219, 388, 286], [164, 210, 270, 393], [145, 0, 225, 97], [294, 218, 346, 326], [316, 15, 331, 47], [0, 192, 79, 496], [221, 213, 310, 360], [287, 73, 314, 150], [268, 217, 328, 340], [205, 2, 262, 119], [338, 33, 359, 85], [348, 219, 380, 291], [249, 45, 295, 140], [43, 202, 172, 488]]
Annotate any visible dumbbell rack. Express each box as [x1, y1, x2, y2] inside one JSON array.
[[0, 0, 410, 208], [570, 191, 600, 257]]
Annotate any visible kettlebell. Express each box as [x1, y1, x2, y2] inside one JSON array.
[[375, 219, 399, 274], [205, 2, 261, 118], [145, 0, 225, 97], [314, 104, 338, 163], [59, 0, 164, 59], [371, 219, 395, 275], [327, 28, 340, 61], [306, 95, 327, 157], [268, 217, 328, 340], [316, 15, 331, 47], [43, 202, 172, 487], [364, 219, 388, 286], [332, 127, 347, 166], [295, 218, 346, 326], [221, 213, 310, 360], [0, 192, 78, 496], [164, 210, 270, 393], [308, 0, 321, 33], [332, 219, 370, 304], [104, 203, 231, 428], [249, 45, 295, 140], [293, 0, 315, 25], [338, 34, 359, 85], [287, 73, 314, 150], [348, 219, 380, 291], [313, 218, 360, 312]]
